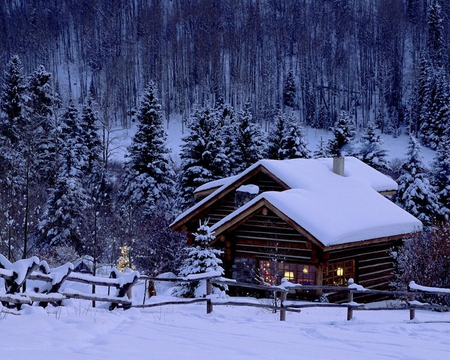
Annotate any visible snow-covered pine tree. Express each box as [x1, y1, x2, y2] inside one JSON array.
[[266, 108, 286, 160], [283, 70, 296, 109], [425, 74, 450, 150], [431, 130, 450, 222], [39, 100, 89, 253], [427, 1, 446, 69], [80, 96, 103, 176], [355, 122, 390, 172], [417, 56, 434, 147], [179, 103, 229, 209], [26, 64, 58, 183], [233, 102, 266, 173], [0, 55, 27, 145], [326, 109, 356, 157], [172, 221, 227, 298], [313, 136, 329, 158], [419, 2, 448, 150], [0, 59, 54, 259], [395, 135, 438, 226], [280, 114, 310, 159], [121, 81, 175, 216], [214, 97, 237, 173]]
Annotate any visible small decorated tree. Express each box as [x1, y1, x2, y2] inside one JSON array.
[[117, 243, 134, 273], [173, 221, 227, 298]]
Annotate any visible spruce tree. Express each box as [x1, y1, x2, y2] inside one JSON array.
[[313, 136, 329, 158], [280, 114, 310, 159], [233, 102, 266, 173], [121, 81, 175, 216], [431, 131, 450, 222], [172, 221, 227, 298], [427, 2, 446, 69], [266, 109, 286, 160], [0, 55, 27, 145], [355, 122, 390, 171], [395, 135, 438, 226], [283, 70, 296, 109], [326, 110, 356, 157], [179, 103, 229, 209], [39, 100, 88, 253]]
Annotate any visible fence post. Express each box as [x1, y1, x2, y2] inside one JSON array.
[[206, 278, 213, 314], [280, 291, 286, 321], [347, 289, 354, 321], [409, 292, 416, 320]]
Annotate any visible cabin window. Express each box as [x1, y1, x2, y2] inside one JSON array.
[[323, 260, 355, 286], [259, 260, 315, 285]]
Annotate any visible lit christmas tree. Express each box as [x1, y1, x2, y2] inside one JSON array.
[[117, 243, 134, 273]]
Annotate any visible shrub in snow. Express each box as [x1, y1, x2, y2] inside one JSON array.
[[391, 223, 450, 306], [173, 221, 227, 298]]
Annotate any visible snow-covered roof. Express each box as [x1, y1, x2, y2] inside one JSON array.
[[194, 157, 397, 195], [172, 157, 399, 230]]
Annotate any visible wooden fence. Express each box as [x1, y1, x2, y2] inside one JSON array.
[[0, 255, 138, 310], [136, 275, 450, 322], [2, 255, 450, 321]]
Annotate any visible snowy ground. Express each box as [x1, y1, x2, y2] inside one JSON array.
[[2, 281, 450, 360]]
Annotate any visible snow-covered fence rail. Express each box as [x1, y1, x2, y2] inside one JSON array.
[[0, 255, 138, 311], [134, 274, 450, 322]]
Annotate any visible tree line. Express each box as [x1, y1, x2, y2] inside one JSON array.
[[0, 0, 447, 131]]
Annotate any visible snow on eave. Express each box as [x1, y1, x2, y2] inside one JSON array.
[[194, 175, 239, 194]]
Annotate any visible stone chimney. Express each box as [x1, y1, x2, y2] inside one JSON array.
[[333, 154, 345, 176]]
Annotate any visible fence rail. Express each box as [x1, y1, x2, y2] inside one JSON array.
[[2, 255, 450, 321]]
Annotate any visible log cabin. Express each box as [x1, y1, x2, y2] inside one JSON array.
[[170, 157, 422, 299]]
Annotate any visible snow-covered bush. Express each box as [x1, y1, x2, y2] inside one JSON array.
[[391, 223, 450, 306]]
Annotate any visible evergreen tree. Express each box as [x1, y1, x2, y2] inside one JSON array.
[[419, 3, 448, 150], [39, 100, 88, 253], [426, 74, 450, 149], [0, 59, 54, 259], [80, 97, 103, 176], [417, 57, 434, 146], [266, 108, 286, 160], [233, 102, 266, 173], [214, 97, 236, 172], [179, 103, 229, 209], [427, 2, 446, 69], [313, 136, 329, 158], [121, 81, 175, 216], [326, 110, 355, 157], [172, 221, 227, 298], [279, 114, 310, 159], [27, 65, 59, 184], [431, 132, 450, 221], [0, 55, 27, 145], [395, 135, 438, 226], [283, 70, 296, 109], [355, 122, 390, 171]]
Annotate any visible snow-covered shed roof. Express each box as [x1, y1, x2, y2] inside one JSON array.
[[210, 172, 421, 247]]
